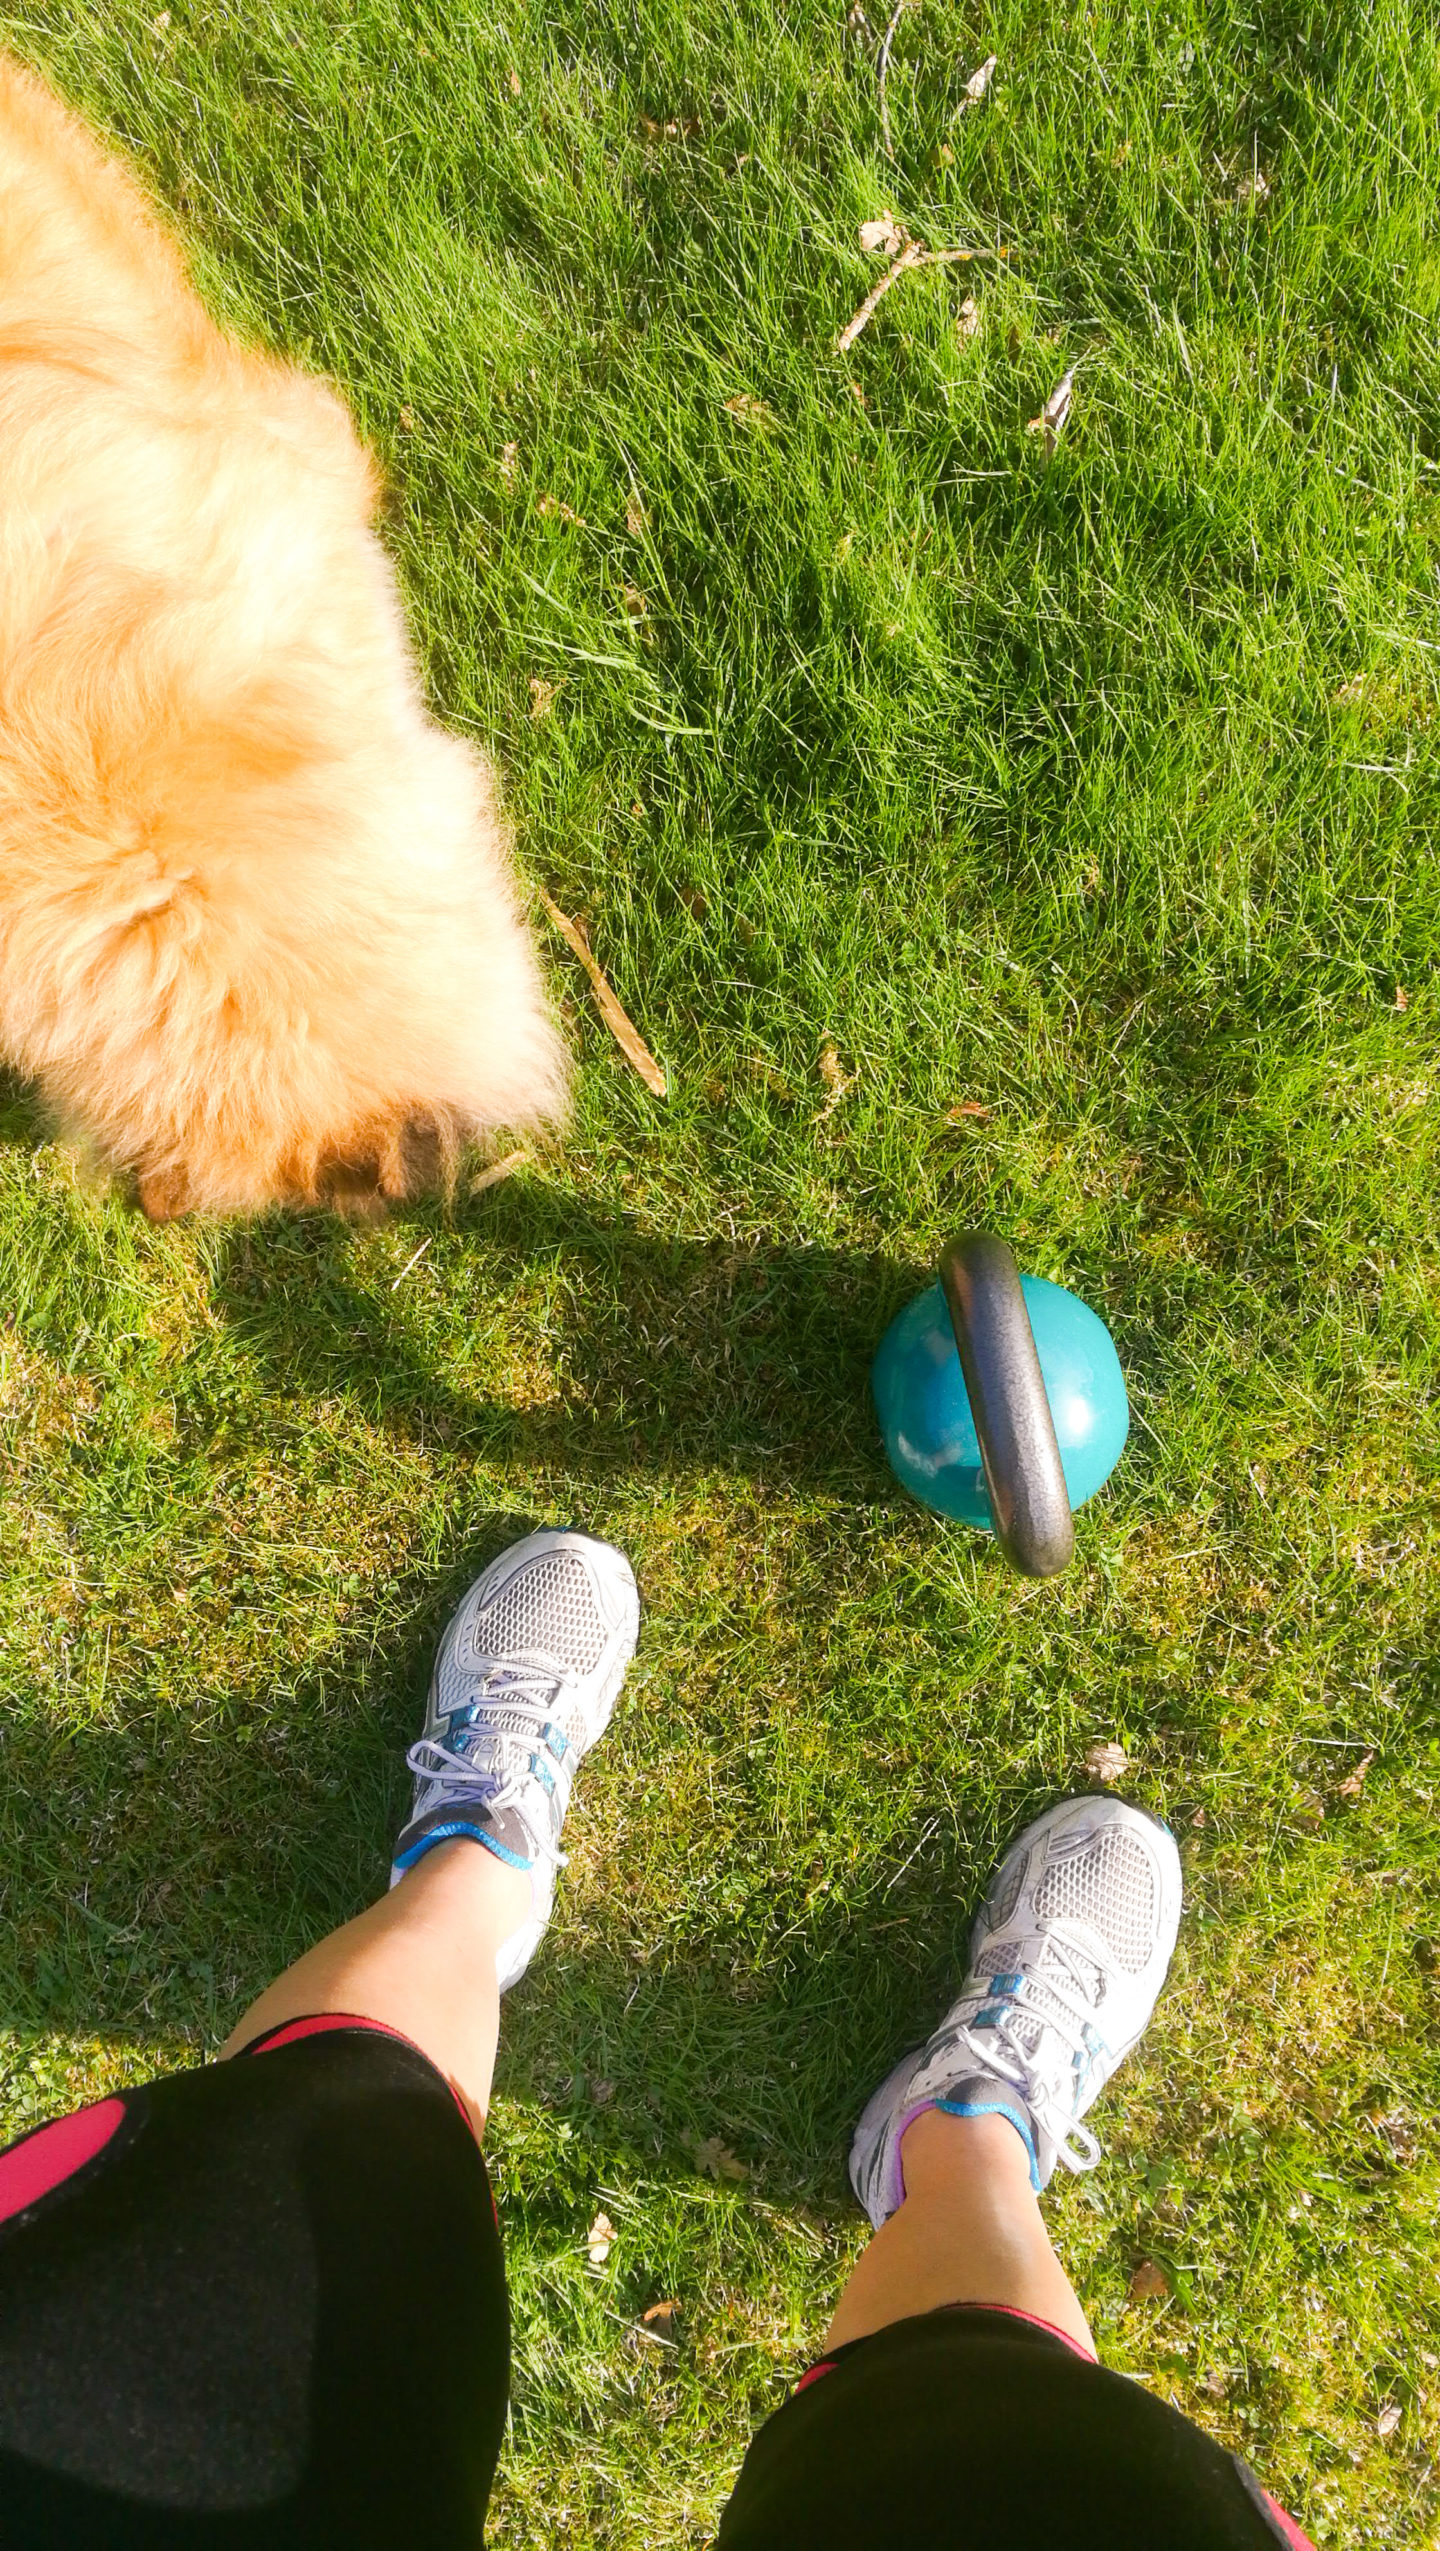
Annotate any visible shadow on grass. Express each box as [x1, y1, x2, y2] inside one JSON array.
[[0, 1625, 1009, 2203], [0, 1614, 1015, 2204], [206, 1181, 924, 1498], [1, 1149, 1009, 2178]]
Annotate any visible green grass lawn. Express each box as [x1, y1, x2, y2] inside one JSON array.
[[3, 0, 1440, 2537]]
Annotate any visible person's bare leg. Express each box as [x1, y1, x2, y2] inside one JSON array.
[[218, 1840, 529, 2137], [824, 2106, 1093, 2354], [838, 1803, 1184, 2361], [217, 1528, 640, 2142]]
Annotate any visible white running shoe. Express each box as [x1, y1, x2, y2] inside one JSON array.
[[391, 1528, 639, 1990], [850, 1796, 1182, 2225]]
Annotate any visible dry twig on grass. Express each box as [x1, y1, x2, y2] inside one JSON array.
[[876, 0, 913, 155], [835, 238, 1007, 354], [469, 1147, 530, 1197], [390, 1235, 432, 1290], [538, 888, 668, 1097]]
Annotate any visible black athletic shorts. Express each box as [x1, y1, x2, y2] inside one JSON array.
[[0, 2020, 1313, 2547]]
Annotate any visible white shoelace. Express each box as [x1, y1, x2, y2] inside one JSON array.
[[406, 1665, 569, 1868], [958, 1928, 1112, 2173]]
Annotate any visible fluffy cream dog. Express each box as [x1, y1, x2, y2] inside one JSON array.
[[0, 56, 565, 1215]]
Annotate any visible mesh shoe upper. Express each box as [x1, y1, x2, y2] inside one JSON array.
[[851, 1796, 1182, 2224], [392, 1529, 639, 1990], [442, 1550, 611, 1691]]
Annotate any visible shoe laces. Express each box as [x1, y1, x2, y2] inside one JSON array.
[[956, 1928, 1111, 2174], [406, 1661, 569, 1867]]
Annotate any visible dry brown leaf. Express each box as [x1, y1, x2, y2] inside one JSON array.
[[816, 1038, 855, 1120], [677, 884, 709, 921], [498, 440, 520, 488], [1027, 365, 1076, 457], [625, 497, 648, 536], [1394, 984, 1410, 1011], [724, 392, 780, 429], [1128, 2259, 1170, 2302], [508, 67, 521, 95], [859, 213, 907, 255], [641, 2299, 679, 2341], [527, 676, 558, 720], [1372, 2109, 1415, 2164], [1334, 1750, 1376, 1801], [586, 2210, 616, 2267], [640, 114, 701, 140], [538, 888, 667, 1097], [537, 493, 587, 526], [1085, 1740, 1128, 1785], [397, 405, 416, 434], [848, 381, 868, 408], [1377, 2403, 1402, 2439], [946, 1099, 990, 1121], [956, 294, 981, 343], [692, 2134, 747, 2181], [621, 583, 649, 619], [958, 52, 998, 108]]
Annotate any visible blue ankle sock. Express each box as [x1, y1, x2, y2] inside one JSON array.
[[932, 2075, 1042, 2192]]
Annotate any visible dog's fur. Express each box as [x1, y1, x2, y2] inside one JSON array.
[[0, 57, 566, 1216]]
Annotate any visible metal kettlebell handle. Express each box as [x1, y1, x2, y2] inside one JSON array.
[[938, 1235, 1075, 1578]]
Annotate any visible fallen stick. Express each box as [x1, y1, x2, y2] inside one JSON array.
[[835, 239, 1007, 355], [538, 887, 668, 1097], [876, 0, 911, 156], [469, 1146, 530, 1197], [390, 1235, 432, 1289]]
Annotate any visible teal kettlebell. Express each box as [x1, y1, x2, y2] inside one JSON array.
[[872, 1235, 1128, 1576]]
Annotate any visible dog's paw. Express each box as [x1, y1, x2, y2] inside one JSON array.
[[135, 1162, 195, 1221]]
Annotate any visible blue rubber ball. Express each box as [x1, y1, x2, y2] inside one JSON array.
[[873, 1274, 1129, 1528]]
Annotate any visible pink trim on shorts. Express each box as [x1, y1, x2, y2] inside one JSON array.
[[240, 2011, 477, 2137], [794, 2361, 838, 2394], [0, 2097, 127, 2227], [1260, 2493, 1316, 2550], [952, 2298, 1099, 2362], [793, 2297, 1099, 2395]]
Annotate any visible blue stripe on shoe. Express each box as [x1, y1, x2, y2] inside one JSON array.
[[933, 2091, 1043, 2194], [392, 1821, 534, 1874]]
